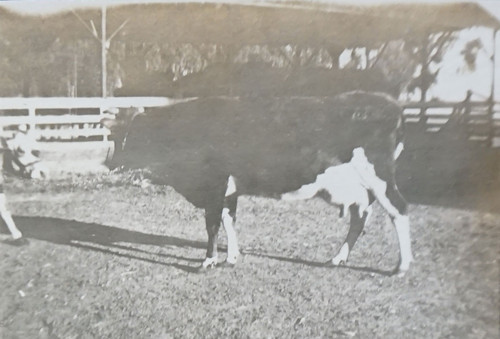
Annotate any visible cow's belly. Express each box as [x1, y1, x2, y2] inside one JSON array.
[[229, 152, 343, 196]]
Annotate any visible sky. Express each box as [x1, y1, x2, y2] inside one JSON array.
[[0, 0, 499, 18], [1, 0, 499, 101]]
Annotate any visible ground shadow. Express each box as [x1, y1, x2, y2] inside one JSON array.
[[1, 216, 396, 275], [397, 131, 500, 212], [241, 251, 395, 276], [3, 216, 209, 273]]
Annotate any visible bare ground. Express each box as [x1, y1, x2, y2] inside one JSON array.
[[0, 144, 499, 338]]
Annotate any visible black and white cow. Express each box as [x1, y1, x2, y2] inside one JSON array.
[[102, 91, 413, 275]]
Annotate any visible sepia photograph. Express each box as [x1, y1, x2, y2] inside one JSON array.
[[0, 0, 498, 337]]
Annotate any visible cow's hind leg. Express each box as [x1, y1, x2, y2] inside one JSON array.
[[384, 184, 413, 275], [352, 147, 413, 275], [222, 192, 239, 264], [221, 175, 240, 264], [332, 203, 370, 266], [201, 175, 237, 269], [202, 202, 224, 269], [0, 192, 22, 240]]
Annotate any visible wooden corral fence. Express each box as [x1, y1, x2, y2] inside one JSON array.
[[403, 98, 500, 147], [1, 96, 499, 147], [0, 97, 177, 141]]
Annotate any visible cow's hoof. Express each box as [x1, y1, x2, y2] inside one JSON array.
[[393, 268, 409, 278], [226, 252, 239, 265], [11, 231, 23, 240], [393, 258, 413, 277], [331, 243, 349, 266], [332, 259, 346, 266], [394, 264, 412, 278], [201, 256, 218, 269]]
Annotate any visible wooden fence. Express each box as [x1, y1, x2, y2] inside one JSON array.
[[0, 96, 499, 146], [0, 97, 179, 141], [403, 99, 500, 147]]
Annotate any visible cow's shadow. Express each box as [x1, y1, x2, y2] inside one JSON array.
[[0, 216, 396, 276], [3, 216, 207, 273], [242, 251, 396, 276]]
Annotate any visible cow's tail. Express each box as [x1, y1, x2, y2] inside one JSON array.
[[394, 114, 405, 160], [281, 181, 320, 201]]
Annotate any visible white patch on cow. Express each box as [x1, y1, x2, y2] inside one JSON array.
[[202, 256, 218, 269], [332, 243, 349, 266], [222, 207, 239, 264], [394, 215, 413, 275], [281, 160, 370, 217], [225, 175, 237, 197], [0, 194, 22, 240], [350, 147, 399, 217], [394, 142, 404, 160]]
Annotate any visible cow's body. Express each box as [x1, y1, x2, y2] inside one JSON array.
[[103, 91, 413, 274]]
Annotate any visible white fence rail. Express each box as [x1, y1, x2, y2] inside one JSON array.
[[1, 97, 498, 146], [0, 97, 181, 141]]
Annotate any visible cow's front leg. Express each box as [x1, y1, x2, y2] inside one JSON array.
[[202, 203, 223, 269], [332, 203, 369, 266], [0, 193, 22, 240], [222, 190, 239, 264]]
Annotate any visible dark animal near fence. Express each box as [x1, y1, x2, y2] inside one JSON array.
[[0, 172, 21, 240], [102, 91, 413, 275], [0, 128, 50, 241]]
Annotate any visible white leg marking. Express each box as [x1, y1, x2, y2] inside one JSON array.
[[202, 256, 218, 268], [225, 175, 237, 197], [394, 142, 404, 160], [332, 243, 349, 266], [0, 194, 22, 239], [394, 215, 413, 275], [222, 207, 239, 264]]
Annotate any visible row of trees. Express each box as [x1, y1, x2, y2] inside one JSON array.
[[0, 7, 487, 100]]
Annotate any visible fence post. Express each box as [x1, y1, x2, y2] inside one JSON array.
[[419, 103, 427, 129], [28, 107, 36, 136], [488, 95, 494, 147], [99, 106, 108, 142]]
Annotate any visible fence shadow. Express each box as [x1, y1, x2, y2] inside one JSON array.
[[4, 216, 209, 273]]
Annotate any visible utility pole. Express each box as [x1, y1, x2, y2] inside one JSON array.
[[72, 6, 128, 98], [101, 6, 107, 98], [488, 29, 498, 147]]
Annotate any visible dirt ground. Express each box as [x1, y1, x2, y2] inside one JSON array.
[[0, 144, 499, 338]]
